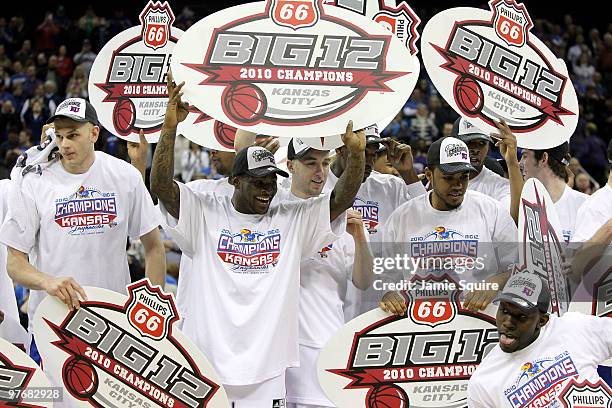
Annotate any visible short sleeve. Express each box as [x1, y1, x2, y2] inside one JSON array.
[[127, 171, 161, 240], [159, 181, 207, 258], [298, 193, 347, 258], [0, 181, 40, 253]]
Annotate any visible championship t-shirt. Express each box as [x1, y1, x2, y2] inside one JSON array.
[[159, 182, 346, 385], [0, 152, 160, 330], [468, 166, 511, 208], [326, 170, 427, 243], [384, 190, 518, 283], [274, 188, 357, 348], [468, 313, 612, 408], [176, 177, 233, 322], [572, 184, 612, 242], [0, 179, 19, 325], [554, 185, 588, 243]]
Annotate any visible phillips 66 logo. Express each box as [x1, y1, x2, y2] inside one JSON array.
[[421, 0, 578, 149], [271, 0, 320, 30], [88, 1, 184, 143]]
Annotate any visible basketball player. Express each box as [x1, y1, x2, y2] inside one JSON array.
[[0, 98, 165, 364], [520, 142, 588, 243], [279, 137, 373, 408], [451, 117, 523, 223], [467, 272, 612, 407], [380, 137, 518, 314], [151, 73, 365, 407]]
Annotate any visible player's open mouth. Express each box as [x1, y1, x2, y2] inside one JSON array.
[[499, 333, 517, 346], [312, 180, 323, 185], [255, 196, 270, 204], [449, 191, 463, 197]]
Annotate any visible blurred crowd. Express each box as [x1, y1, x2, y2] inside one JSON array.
[[0, 5, 610, 194]]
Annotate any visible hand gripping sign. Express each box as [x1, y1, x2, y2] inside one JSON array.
[[0, 337, 53, 407], [318, 275, 498, 408], [88, 1, 184, 143], [421, 0, 579, 149], [171, 0, 419, 138], [33, 279, 229, 408], [517, 178, 569, 316]]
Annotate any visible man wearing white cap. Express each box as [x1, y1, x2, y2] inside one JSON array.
[[0, 97, 166, 364], [468, 272, 612, 408], [276, 136, 374, 408], [380, 137, 518, 314], [451, 117, 523, 223]]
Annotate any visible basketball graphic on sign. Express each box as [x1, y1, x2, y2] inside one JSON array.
[[367, 384, 409, 408], [112, 99, 136, 136], [222, 84, 267, 125], [63, 356, 98, 399], [214, 120, 237, 150], [454, 75, 484, 116]]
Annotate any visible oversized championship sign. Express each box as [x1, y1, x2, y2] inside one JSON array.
[[0, 337, 53, 407], [171, 0, 419, 138], [319, 276, 499, 408], [421, 0, 579, 149], [88, 1, 184, 143], [517, 178, 568, 316], [33, 280, 229, 407]]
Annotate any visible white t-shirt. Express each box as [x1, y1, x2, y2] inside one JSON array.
[[572, 184, 612, 242], [176, 177, 233, 322], [0, 152, 160, 330], [274, 188, 357, 348], [327, 170, 426, 243], [159, 182, 346, 385], [554, 185, 588, 243], [384, 190, 518, 282], [469, 166, 511, 208], [0, 179, 19, 324], [468, 313, 612, 408]]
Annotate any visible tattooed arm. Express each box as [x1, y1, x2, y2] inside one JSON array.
[[150, 72, 189, 219], [329, 121, 365, 221]]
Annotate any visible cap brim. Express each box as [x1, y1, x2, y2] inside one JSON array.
[[46, 113, 95, 125], [366, 136, 384, 145], [493, 293, 538, 312], [438, 162, 476, 174], [247, 166, 289, 178], [457, 133, 493, 143]]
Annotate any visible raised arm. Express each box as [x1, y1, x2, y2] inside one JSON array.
[[383, 138, 421, 185], [491, 119, 522, 225], [329, 121, 365, 221], [150, 72, 189, 219]]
